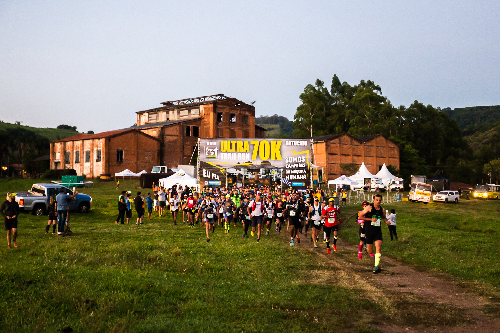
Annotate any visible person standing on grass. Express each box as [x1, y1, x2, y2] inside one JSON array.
[[274, 199, 284, 235], [125, 193, 133, 224], [357, 201, 372, 259], [184, 193, 196, 228], [170, 194, 180, 225], [239, 196, 250, 237], [285, 193, 302, 246], [115, 191, 126, 225], [56, 188, 77, 235], [134, 192, 144, 225], [308, 197, 323, 248], [146, 193, 154, 221], [46, 195, 57, 234], [263, 195, 274, 236], [1, 193, 19, 249], [321, 198, 341, 254], [359, 194, 390, 274], [387, 209, 397, 240], [222, 194, 236, 234], [158, 187, 166, 217]]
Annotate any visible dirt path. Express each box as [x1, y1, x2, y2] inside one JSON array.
[[280, 227, 500, 332]]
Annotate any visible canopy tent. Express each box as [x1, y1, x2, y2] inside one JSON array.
[[328, 175, 358, 186], [349, 162, 374, 180], [158, 169, 198, 189], [375, 163, 397, 185], [114, 169, 139, 177], [137, 170, 148, 175]]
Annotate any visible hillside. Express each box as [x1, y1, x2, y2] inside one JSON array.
[[0, 121, 80, 142], [255, 114, 294, 138], [442, 105, 500, 133]]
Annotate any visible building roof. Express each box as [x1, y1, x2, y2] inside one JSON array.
[[355, 134, 381, 143], [133, 117, 202, 130], [136, 94, 253, 114], [52, 128, 159, 143], [312, 133, 388, 144], [255, 124, 267, 131]]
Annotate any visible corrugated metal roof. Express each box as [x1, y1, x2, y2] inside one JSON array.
[[52, 129, 134, 143], [133, 117, 202, 129]]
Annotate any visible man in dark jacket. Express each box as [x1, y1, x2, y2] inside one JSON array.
[[1, 193, 20, 249]]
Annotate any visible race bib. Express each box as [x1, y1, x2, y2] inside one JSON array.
[[314, 220, 321, 226], [219, 208, 224, 213], [328, 218, 335, 224], [246, 215, 250, 220], [360, 233, 365, 238], [290, 211, 296, 217], [268, 213, 273, 218], [371, 218, 381, 227], [206, 213, 213, 219], [277, 213, 283, 217]]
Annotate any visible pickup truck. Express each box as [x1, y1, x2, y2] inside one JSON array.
[[14, 183, 92, 216]]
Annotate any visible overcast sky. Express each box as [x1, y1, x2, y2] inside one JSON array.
[[1, 0, 499, 133]]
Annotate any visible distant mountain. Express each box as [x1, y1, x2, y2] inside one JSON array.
[[0, 121, 80, 142], [442, 105, 500, 135], [255, 114, 294, 138]]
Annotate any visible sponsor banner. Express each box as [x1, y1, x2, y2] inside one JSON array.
[[199, 161, 226, 187], [200, 138, 311, 169], [199, 139, 311, 188]]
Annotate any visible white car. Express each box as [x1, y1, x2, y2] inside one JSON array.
[[433, 191, 460, 203]]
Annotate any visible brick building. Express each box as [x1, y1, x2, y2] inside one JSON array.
[[134, 94, 266, 168], [50, 129, 160, 178], [312, 134, 400, 184]]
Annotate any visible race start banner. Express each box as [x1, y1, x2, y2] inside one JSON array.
[[198, 138, 312, 188]]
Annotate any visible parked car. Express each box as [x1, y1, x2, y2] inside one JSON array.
[[433, 190, 460, 203], [14, 183, 92, 216]]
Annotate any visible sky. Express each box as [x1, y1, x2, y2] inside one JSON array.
[[1, 0, 499, 134]]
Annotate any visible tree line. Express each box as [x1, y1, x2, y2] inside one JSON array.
[[293, 74, 499, 185]]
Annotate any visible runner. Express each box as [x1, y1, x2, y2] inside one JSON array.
[[1, 193, 20, 248], [239, 197, 251, 237], [275, 199, 284, 235], [170, 193, 180, 225], [222, 195, 236, 233], [263, 195, 274, 236], [357, 201, 370, 259], [184, 193, 196, 228], [359, 194, 390, 273], [248, 193, 264, 242], [115, 190, 126, 225], [158, 188, 166, 217], [286, 193, 302, 246], [204, 202, 217, 242], [126, 193, 134, 224], [308, 197, 323, 248], [321, 198, 341, 254], [134, 192, 144, 225]]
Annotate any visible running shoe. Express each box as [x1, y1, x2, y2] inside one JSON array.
[[243, 233, 246, 238], [314, 244, 318, 248], [327, 248, 331, 254], [373, 266, 381, 274], [297, 237, 300, 244], [251, 231, 254, 237], [333, 245, 337, 252], [257, 238, 260, 243], [370, 253, 374, 258], [323, 239, 327, 243], [275, 227, 278, 232], [207, 238, 210, 242], [13, 241, 18, 248], [358, 252, 362, 259], [286, 228, 289, 232], [234, 223, 236, 227], [266, 230, 269, 236], [290, 239, 294, 246]]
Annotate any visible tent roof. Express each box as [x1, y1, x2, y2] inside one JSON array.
[[375, 163, 397, 180], [328, 175, 358, 186], [115, 169, 139, 177], [350, 162, 374, 179], [158, 169, 198, 188]]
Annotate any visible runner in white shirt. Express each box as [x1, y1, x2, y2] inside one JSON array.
[[308, 198, 323, 248], [248, 194, 264, 242]]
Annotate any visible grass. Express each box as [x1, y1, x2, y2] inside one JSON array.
[[340, 196, 500, 290], [1, 179, 499, 332], [0, 179, 382, 332]]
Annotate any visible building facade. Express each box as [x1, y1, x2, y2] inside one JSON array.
[[50, 129, 160, 178], [312, 134, 400, 184], [134, 94, 266, 168]]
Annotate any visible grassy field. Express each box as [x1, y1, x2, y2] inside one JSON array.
[[0, 121, 79, 142], [0, 179, 499, 332], [340, 196, 500, 290]]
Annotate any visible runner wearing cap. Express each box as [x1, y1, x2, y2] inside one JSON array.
[[285, 193, 302, 246], [357, 201, 372, 259], [321, 198, 341, 254], [203, 202, 217, 242], [248, 193, 264, 242], [263, 196, 274, 236], [184, 193, 196, 228], [308, 197, 323, 248], [223, 195, 236, 233]]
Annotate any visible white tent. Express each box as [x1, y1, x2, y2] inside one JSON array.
[[158, 169, 198, 189], [350, 162, 374, 180], [137, 170, 148, 175], [328, 175, 358, 186], [115, 169, 139, 177], [375, 163, 397, 185]]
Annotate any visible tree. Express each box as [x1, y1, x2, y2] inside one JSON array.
[[57, 124, 77, 131], [293, 79, 331, 137], [483, 159, 500, 183]]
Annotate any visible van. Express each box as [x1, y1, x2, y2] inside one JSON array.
[[151, 166, 168, 173], [409, 182, 432, 203]]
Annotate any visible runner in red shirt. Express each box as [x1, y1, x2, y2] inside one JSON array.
[[321, 198, 341, 254], [184, 193, 196, 228]]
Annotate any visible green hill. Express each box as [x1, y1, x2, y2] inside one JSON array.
[[0, 121, 80, 142], [255, 114, 294, 138], [442, 105, 500, 134]]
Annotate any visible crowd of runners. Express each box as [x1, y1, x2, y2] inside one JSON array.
[[111, 184, 396, 274]]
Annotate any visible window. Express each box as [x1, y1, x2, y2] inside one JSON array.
[[64, 152, 70, 164], [243, 115, 249, 125], [185, 126, 191, 136], [85, 150, 90, 163], [191, 108, 200, 115], [179, 110, 189, 117], [217, 112, 223, 123], [75, 151, 80, 163], [117, 150, 124, 162], [230, 113, 236, 123], [218, 128, 224, 138], [96, 149, 102, 162], [192, 126, 199, 137], [148, 113, 157, 122]]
